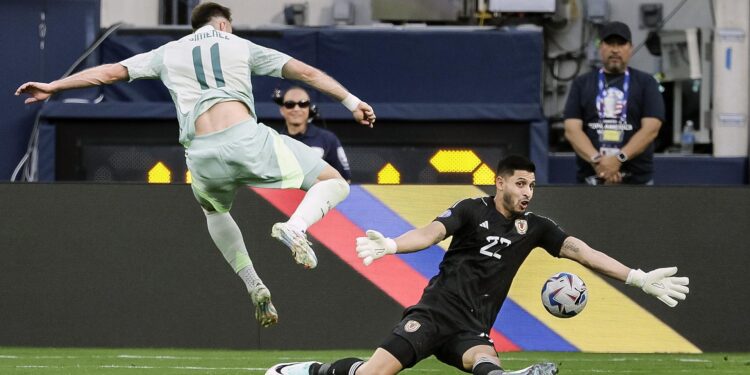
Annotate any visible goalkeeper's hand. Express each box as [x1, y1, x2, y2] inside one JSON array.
[[626, 267, 690, 307], [356, 230, 397, 266]]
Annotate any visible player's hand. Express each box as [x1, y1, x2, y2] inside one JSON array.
[[626, 267, 690, 307], [352, 101, 376, 128], [356, 230, 396, 266], [15, 82, 55, 104]]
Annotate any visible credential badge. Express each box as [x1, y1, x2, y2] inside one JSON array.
[[404, 320, 421, 333], [515, 219, 528, 235]]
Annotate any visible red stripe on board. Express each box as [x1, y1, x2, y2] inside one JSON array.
[[252, 188, 425, 307], [252, 187, 520, 352]]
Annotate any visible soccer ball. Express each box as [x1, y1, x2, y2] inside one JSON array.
[[541, 272, 588, 318]]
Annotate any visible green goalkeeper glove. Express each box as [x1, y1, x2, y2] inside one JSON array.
[[356, 230, 397, 266], [626, 267, 690, 307]]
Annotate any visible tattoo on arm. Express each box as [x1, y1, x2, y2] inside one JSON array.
[[562, 238, 582, 255]]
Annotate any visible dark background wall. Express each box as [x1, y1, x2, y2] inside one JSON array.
[[510, 185, 750, 352], [0, 184, 748, 351], [0, 183, 403, 349], [0, 0, 100, 180]]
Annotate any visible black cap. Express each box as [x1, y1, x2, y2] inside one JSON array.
[[599, 21, 632, 43]]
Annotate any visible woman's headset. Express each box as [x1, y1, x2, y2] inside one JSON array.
[[272, 87, 319, 122]]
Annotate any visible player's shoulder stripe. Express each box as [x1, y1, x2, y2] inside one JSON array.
[[526, 211, 559, 225], [451, 196, 490, 208]]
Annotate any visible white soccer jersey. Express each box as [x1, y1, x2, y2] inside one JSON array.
[[119, 25, 292, 146]]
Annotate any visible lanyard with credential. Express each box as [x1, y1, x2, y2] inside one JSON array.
[[596, 68, 630, 123]]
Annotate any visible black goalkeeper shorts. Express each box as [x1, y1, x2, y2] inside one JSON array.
[[379, 309, 495, 373]]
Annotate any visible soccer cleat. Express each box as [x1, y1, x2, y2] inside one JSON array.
[[250, 284, 278, 327], [265, 361, 321, 375], [271, 222, 318, 269], [503, 362, 558, 375]]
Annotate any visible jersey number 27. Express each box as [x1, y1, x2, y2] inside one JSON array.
[[479, 236, 511, 260]]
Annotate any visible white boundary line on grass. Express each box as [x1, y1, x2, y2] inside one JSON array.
[[12, 364, 443, 372]]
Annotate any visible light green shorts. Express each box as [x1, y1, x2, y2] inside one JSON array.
[[185, 119, 327, 212]]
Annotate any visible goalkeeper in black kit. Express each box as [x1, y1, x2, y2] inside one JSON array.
[[266, 155, 690, 375]]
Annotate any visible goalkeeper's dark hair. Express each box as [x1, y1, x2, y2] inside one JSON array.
[[191, 2, 232, 30], [496, 154, 535, 177]]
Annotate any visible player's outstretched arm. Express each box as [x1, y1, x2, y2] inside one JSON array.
[[356, 221, 446, 266], [15, 63, 129, 104], [559, 236, 689, 307], [281, 58, 375, 127]]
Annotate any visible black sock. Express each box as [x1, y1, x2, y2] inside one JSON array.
[[473, 360, 504, 375], [309, 362, 322, 374], [315, 357, 364, 375]]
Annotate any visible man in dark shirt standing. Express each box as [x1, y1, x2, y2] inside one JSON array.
[[278, 86, 352, 182], [266, 155, 690, 375], [564, 21, 665, 185]]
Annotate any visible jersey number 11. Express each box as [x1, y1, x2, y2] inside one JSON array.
[[192, 43, 225, 90]]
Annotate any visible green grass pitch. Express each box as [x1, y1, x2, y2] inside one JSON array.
[[1, 348, 748, 374]]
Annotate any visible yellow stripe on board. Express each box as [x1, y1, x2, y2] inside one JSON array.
[[513, 251, 700, 353], [363, 185, 700, 353], [363, 185, 483, 250]]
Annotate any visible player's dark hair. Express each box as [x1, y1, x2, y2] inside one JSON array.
[[191, 2, 232, 30], [496, 154, 535, 176]]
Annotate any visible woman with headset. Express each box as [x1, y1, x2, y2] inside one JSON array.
[[276, 86, 352, 182]]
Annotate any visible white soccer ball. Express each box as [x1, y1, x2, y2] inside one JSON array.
[[541, 272, 588, 318]]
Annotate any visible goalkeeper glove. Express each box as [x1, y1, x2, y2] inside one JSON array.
[[626, 267, 690, 307], [356, 230, 397, 266]]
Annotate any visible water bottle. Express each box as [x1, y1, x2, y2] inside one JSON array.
[[681, 120, 695, 154]]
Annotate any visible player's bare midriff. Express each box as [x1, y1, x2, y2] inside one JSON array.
[[195, 100, 252, 135]]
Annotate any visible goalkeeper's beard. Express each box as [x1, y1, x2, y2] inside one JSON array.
[[502, 191, 525, 217]]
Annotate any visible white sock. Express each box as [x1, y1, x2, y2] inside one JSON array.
[[237, 265, 264, 291], [287, 178, 349, 232], [204, 210, 252, 273]]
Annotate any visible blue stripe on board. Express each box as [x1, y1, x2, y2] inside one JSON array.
[[337, 186, 576, 351], [336, 186, 443, 279], [496, 299, 577, 351]]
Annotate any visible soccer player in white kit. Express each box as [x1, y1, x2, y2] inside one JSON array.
[[15, 2, 376, 327]]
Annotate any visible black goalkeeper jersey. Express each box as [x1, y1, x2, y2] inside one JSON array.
[[406, 196, 568, 333]]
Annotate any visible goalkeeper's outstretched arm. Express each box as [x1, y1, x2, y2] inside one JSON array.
[[392, 221, 446, 254], [356, 221, 446, 266], [559, 236, 690, 307], [559, 236, 631, 281]]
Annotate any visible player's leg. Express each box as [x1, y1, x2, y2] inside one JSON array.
[[453, 342, 557, 375], [201, 205, 277, 328], [463, 345, 503, 374], [265, 347, 403, 375], [432, 331, 501, 374], [284, 164, 349, 232], [266, 312, 437, 375], [269, 133, 349, 269], [187, 137, 278, 327]]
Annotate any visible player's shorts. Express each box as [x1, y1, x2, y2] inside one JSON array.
[[380, 308, 495, 373], [185, 119, 327, 212]]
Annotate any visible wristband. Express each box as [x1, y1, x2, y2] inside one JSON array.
[[341, 93, 361, 112], [590, 153, 602, 163], [384, 237, 397, 254], [625, 269, 646, 288]]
